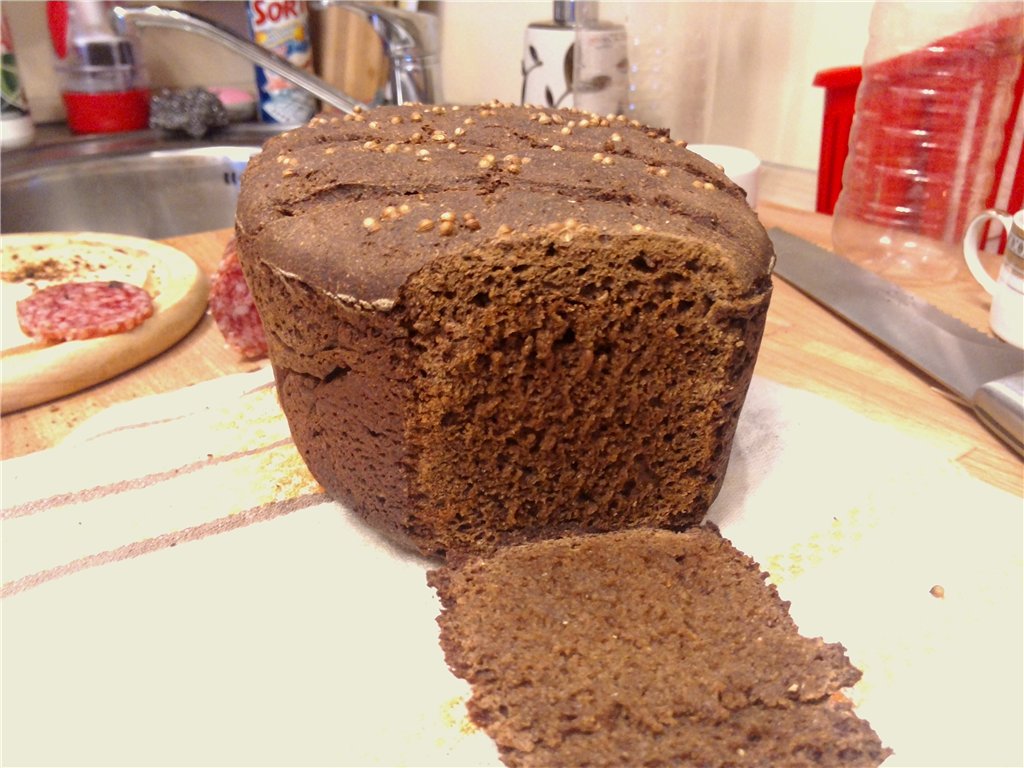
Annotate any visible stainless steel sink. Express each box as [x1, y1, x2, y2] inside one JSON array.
[[1, 124, 290, 239]]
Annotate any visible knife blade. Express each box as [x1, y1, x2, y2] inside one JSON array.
[[768, 227, 1024, 457]]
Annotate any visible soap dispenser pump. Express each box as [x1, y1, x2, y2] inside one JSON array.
[[521, 0, 627, 115]]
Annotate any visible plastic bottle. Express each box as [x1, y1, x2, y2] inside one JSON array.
[[246, 0, 317, 124], [831, 2, 1024, 282], [1, 10, 35, 150], [609, 2, 719, 143], [46, 0, 149, 134]]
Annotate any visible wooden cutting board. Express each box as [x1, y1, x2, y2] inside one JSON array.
[[1, 232, 209, 414]]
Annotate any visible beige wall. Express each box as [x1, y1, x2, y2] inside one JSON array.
[[437, 1, 872, 171], [709, 2, 872, 170], [4, 1, 872, 171]]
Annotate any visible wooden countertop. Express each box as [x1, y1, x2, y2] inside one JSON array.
[[2, 203, 1021, 496]]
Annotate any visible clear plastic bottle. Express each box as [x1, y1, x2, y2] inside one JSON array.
[[611, 2, 720, 143], [831, 2, 1024, 282], [48, 0, 149, 134], [572, 2, 628, 117]]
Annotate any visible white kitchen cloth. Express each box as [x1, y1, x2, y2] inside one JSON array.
[[2, 370, 1021, 767]]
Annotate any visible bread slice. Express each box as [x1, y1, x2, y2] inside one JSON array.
[[428, 526, 891, 767]]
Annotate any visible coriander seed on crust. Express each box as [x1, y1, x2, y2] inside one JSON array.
[[234, 102, 775, 558]]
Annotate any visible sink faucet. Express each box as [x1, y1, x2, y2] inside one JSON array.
[[111, 3, 441, 115], [314, 1, 441, 107]]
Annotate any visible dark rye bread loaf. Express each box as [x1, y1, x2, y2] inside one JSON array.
[[235, 101, 774, 557], [428, 526, 891, 768]]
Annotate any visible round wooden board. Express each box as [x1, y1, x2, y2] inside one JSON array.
[[1, 232, 209, 414]]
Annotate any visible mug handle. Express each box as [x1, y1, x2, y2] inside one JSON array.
[[963, 209, 1012, 296]]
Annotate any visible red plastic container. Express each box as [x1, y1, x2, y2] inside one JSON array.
[[62, 89, 150, 135], [812, 66, 861, 215], [987, 58, 1024, 216], [47, 1, 150, 135]]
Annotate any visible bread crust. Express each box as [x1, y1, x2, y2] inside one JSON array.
[[236, 102, 775, 556]]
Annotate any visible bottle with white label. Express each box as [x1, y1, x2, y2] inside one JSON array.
[[522, 0, 627, 115], [246, 0, 317, 124]]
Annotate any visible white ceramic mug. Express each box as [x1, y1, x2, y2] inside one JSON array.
[[963, 209, 1024, 348], [688, 144, 762, 208]]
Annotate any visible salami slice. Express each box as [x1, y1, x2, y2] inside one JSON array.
[[16, 280, 154, 342], [209, 239, 268, 359]]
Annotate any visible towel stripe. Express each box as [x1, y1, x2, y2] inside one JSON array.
[[2, 491, 326, 599], [2, 437, 296, 521]]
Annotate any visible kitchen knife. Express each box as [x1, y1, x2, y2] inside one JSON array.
[[768, 227, 1024, 457]]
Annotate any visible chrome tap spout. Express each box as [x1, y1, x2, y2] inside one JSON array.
[[112, 3, 441, 114]]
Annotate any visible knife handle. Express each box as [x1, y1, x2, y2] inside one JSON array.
[[972, 372, 1024, 458]]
